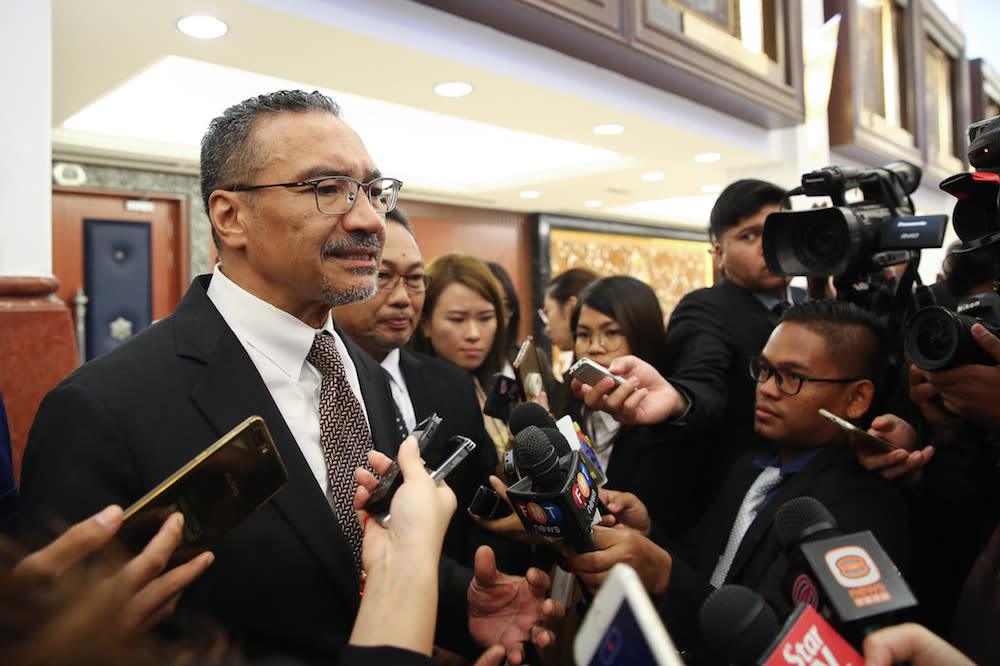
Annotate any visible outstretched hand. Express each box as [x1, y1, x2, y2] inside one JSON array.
[[571, 355, 687, 425], [468, 546, 565, 665]]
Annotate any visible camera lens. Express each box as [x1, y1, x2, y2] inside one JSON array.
[[791, 215, 850, 274], [904, 307, 960, 370]]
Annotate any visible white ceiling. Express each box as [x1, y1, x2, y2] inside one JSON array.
[[51, 0, 799, 232], [54, 0, 991, 232]]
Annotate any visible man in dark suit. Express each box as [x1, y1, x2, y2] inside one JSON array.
[[608, 180, 798, 521], [569, 301, 910, 660], [19, 90, 554, 665], [332, 208, 505, 569]]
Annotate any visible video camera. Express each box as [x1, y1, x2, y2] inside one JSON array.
[[762, 161, 947, 280], [903, 115, 1000, 371]]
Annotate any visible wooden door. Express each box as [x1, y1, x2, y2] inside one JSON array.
[[52, 186, 189, 359]]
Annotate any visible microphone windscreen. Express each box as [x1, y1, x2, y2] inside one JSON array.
[[699, 584, 780, 664], [508, 401, 557, 436], [540, 427, 572, 456], [512, 425, 561, 489], [774, 496, 840, 549]]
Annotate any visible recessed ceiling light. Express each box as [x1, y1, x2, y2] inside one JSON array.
[[434, 81, 473, 98], [520, 190, 541, 199], [694, 152, 721, 163], [701, 184, 724, 193], [593, 123, 624, 136], [642, 171, 665, 182], [584, 200, 603, 207], [176, 15, 228, 39]]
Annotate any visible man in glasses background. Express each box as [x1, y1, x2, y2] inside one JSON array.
[[568, 300, 910, 659], [19, 90, 558, 664]]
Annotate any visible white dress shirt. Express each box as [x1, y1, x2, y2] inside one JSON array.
[[206, 265, 370, 496], [380, 347, 417, 432]]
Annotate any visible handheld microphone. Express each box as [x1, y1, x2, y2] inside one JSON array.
[[775, 496, 918, 647], [505, 425, 600, 552], [700, 585, 863, 666], [508, 401, 559, 438]]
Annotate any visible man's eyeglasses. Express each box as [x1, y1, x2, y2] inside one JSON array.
[[231, 176, 403, 215], [574, 330, 626, 352], [749, 355, 864, 396], [377, 271, 426, 294]]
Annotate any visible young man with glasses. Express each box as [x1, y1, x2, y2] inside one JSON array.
[[20, 90, 559, 665], [568, 301, 911, 659]]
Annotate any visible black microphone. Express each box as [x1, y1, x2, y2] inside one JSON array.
[[701, 585, 864, 665], [775, 496, 918, 649], [508, 401, 558, 436], [506, 425, 600, 552], [700, 585, 781, 665]]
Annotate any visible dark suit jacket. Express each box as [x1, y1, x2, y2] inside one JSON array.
[[18, 276, 456, 664], [663, 279, 783, 517], [657, 443, 911, 661]]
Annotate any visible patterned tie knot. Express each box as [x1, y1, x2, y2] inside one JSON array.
[[308, 332, 345, 379]]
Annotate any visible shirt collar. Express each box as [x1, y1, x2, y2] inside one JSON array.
[[380, 347, 404, 387], [752, 447, 823, 476], [206, 264, 334, 379]]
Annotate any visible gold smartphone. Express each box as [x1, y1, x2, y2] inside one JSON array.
[[818, 408, 898, 454], [118, 416, 288, 561], [514, 336, 546, 400]]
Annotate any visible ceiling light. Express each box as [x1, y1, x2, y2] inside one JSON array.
[[694, 152, 721, 163], [701, 184, 723, 193], [434, 81, 473, 97], [593, 123, 624, 136], [642, 171, 665, 182], [176, 15, 228, 39], [520, 190, 541, 199], [584, 200, 602, 207]]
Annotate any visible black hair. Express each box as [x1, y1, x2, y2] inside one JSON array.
[[486, 261, 521, 362], [200, 90, 341, 251], [780, 300, 889, 392], [709, 179, 786, 241], [545, 268, 599, 304], [570, 276, 666, 368], [385, 206, 415, 238]]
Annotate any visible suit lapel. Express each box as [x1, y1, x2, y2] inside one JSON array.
[[178, 278, 362, 612], [726, 448, 838, 581], [399, 350, 432, 420], [335, 324, 400, 458]]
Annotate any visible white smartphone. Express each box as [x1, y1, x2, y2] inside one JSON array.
[[818, 408, 898, 454], [573, 563, 685, 666], [569, 357, 626, 387]]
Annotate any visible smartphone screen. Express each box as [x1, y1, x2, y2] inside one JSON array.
[[587, 600, 661, 666], [118, 416, 287, 561]]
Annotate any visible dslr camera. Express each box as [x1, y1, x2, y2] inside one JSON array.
[[904, 115, 1000, 371], [762, 161, 947, 278]]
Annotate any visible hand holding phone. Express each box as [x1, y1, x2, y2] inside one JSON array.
[[514, 336, 546, 400], [818, 408, 899, 454], [117, 416, 287, 562], [569, 357, 627, 387], [364, 435, 476, 525]]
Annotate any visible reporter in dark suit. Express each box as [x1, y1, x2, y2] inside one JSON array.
[[19, 90, 556, 665], [568, 301, 910, 661]]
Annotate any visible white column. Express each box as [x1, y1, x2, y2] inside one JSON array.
[[0, 0, 52, 277]]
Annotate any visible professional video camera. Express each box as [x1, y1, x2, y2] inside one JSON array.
[[762, 161, 947, 286], [903, 115, 1000, 371]]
